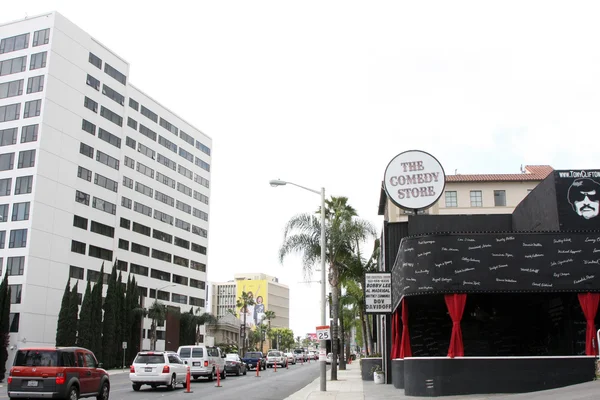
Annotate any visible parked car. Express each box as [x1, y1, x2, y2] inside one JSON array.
[[7, 347, 110, 400], [293, 348, 307, 362], [225, 354, 247, 376], [241, 351, 265, 370], [177, 345, 226, 381], [284, 352, 296, 365], [129, 351, 187, 391], [266, 350, 286, 368]]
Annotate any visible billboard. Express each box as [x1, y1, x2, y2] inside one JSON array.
[[236, 279, 269, 329], [555, 170, 600, 231]]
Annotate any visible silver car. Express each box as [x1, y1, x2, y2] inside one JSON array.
[[130, 351, 188, 391]]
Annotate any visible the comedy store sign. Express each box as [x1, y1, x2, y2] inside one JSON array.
[[383, 150, 446, 211]]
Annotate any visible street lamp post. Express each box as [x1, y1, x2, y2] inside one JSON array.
[[270, 179, 327, 392], [150, 284, 176, 351]]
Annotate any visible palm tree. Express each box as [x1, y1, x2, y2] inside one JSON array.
[[236, 291, 255, 355], [147, 300, 167, 351], [263, 310, 276, 349], [193, 309, 217, 345], [279, 196, 376, 380]]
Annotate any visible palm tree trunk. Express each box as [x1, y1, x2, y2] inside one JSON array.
[[359, 308, 368, 356], [338, 286, 346, 370], [243, 312, 247, 355], [365, 313, 374, 355], [331, 266, 340, 381]]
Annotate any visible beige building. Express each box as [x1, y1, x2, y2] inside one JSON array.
[[205, 313, 241, 348], [210, 281, 237, 319], [379, 165, 554, 221]]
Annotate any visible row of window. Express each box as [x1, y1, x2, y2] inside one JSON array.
[[0, 228, 27, 248], [0, 75, 44, 99], [0, 125, 38, 146], [0, 149, 36, 171], [0, 175, 33, 196], [88, 52, 126, 85], [444, 190, 507, 208], [0, 256, 25, 276], [0, 29, 50, 55], [0, 99, 42, 122], [0, 52, 47, 77], [0, 202, 30, 225], [83, 96, 123, 127]]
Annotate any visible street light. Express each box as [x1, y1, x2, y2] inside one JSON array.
[[270, 179, 327, 392], [150, 284, 176, 350]]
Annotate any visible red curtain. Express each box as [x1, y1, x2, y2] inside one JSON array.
[[390, 309, 401, 358], [400, 297, 412, 358], [578, 293, 600, 356], [445, 294, 467, 358]]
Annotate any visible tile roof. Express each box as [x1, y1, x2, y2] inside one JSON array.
[[446, 165, 553, 183]]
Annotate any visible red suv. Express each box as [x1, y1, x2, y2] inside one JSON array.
[[7, 347, 110, 400]]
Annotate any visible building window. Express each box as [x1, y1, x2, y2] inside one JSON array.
[[131, 242, 150, 257], [29, 51, 47, 70], [154, 210, 174, 225], [92, 197, 116, 215], [9, 313, 19, 332], [470, 190, 483, 207], [135, 182, 153, 198], [123, 176, 133, 189], [0, 103, 21, 122], [0, 33, 29, 54], [125, 136, 136, 149], [445, 191, 457, 207], [177, 183, 192, 197], [196, 141, 211, 156], [75, 190, 90, 206], [84, 96, 98, 113], [120, 217, 130, 229], [151, 249, 172, 263], [7, 257, 24, 275], [11, 202, 30, 221], [118, 239, 129, 250], [137, 144, 155, 161], [0, 128, 18, 146], [192, 225, 208, 238], [9, 284, 22, 304], [23, 100, 42, 118], [88, 245, 113, 261], [140, 105, 158, 123], [190, 297, 204, 307], [136, 162, 155, 179], [190, 279, 206, 289], [96, 150, 119, 170], [178, 165, 193, 180], [102, 84, 124, 106], [0, 79, 24, 98], [191, 243, 206, 255], [193, 191, 209, 205], [132, 222, 151, 237], [159, 118, 178, 135], [195, 157, 210, 172], [180, 131, 195, 146], [69, 265, 84, 280], [175, 219, 190, 232], [73, 215, 88, 230], [71, 240, 86, 254], [139, 124, 157, 141], [0, 204, 8, 223], [190, 261, 205, 272], [26, 75, 44, 94], [179, 148, 193, 163], [121, 196, 132, 209], [124, 156, 135, 169], [100, 106, 123, 127], [176, 200, 191, 214], [130, 263, 149, 277], [86, 74, 100, 91], [173, 255, 189, 268], [152, 229, 172, 244], [172, 293, 187, 305], [17, 149, 36, 168], [0, 231, 4, 248], [0, 56, 27, 76], [117, 260, 128, 271], [14, 175, 33, 195], [80, 143, 94, 158], [88, 52, 102, 69], [158, 136, 177, 153], [129, 98, 139, 111], [94, 173, 118, 192], [174, 236, 190, 249], [192, 208, 208, 221], [32, 29, 50, 47], [90, 221, 115, 238], [133, 202, 152, 217], [494, 190, 506, 207], [0, 178, 11, 196], [151, 269, 170, 281], [98, 128, 121, 148], [21, 124, 39, 143], [104, 63, 126, 85], [172, 274, 188, 285], [127, 117, 138, 131], [77, 166, 92, 182]]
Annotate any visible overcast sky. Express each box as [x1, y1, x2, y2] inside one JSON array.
[[4, 1, 600, 337]]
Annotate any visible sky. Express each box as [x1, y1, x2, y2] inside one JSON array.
[[4, 1, 600, 337]]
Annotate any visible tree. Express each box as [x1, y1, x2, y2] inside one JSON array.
[[0, 271, 11, 381], [114, 270, 124, 367], [179, 307, 196, 346], [126, 276, 142, 364], [67, 281, 79, 345], [147, 300, 167, 351], [193, 309, 217, 345], [263, 310, 276, 349], [270, 328, 294, 351], [90, 265, 104, 362], [236, 291, 255, 355], [78, 280, 93, 349], [102, 264, 118, 368], [55, 279, 71, 346], [279, 196, 376, 380]]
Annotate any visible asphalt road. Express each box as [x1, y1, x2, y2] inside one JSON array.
[[2, 362, 322, 400]]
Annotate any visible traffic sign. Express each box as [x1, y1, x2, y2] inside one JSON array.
[[316, 325, 331, 341], [122, 341, 127, 349]]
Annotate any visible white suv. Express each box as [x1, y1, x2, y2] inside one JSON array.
[[266, 350, 286, 368], [177, 345, 226, 381], [129, 351, 188, 391]]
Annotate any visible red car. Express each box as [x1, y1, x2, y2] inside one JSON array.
[[7, 347, 110, 400]]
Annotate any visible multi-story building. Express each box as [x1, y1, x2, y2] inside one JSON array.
[[210, 281, 237, 319], [0, 12, 212, 355], [379, 165, 554, 221]]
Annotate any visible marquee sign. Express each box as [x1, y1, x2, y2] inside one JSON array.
[[365, 272, 392, 313], [383, 150, 446, 211]]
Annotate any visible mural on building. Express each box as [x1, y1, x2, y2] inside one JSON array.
[[556, 170, 600, 229], [236, 279, 269, 329]]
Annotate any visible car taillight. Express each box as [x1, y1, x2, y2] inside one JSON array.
[[130, 365, 135, 373], [56, 373, 65, 385], [162, 365, 170, 373], [7, 376, 12, 384], [204, 360, 208, 367]]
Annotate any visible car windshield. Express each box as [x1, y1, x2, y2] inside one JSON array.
[[135, 354, 165, 364], [226, 354, 238, 360], [267, 352, 280, 357], [244, 352, 260, 358], [14, 350, 58, 367]]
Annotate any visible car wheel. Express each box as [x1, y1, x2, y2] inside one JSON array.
[[167, 374, 176, 390], [132, 384, 141, 391], [236, 366, 240, 376], [150, 384, 157, 389], [221, 368, 226, 380], [96, 382, 109, 400], [208, 369, 214, 381], [68, 385, 79, 400], [243, 367, 247, 376]]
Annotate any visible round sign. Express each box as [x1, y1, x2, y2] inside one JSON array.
[[383, 150, 446, 211]]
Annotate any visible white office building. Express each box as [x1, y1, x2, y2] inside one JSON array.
[[0, 12, 212, 355]]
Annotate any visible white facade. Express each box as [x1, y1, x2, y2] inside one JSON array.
[[0, 12, 212, 357]]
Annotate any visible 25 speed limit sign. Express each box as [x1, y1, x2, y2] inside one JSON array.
[[316, 325, 331, 340]]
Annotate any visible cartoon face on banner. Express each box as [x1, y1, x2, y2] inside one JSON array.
[[236, 280, 268, 329], [567, 178, 600, 220]]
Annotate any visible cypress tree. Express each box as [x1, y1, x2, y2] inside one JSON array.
[[67, 281, 79, 345], [78, 280, 93, 349], [90, 264, 104, 361], [102, 264, 117, 368], [114, 270, 125, 367], [55, 279, 71, 346], [128, 277, 142, 362], [0, 272, 11, 381]]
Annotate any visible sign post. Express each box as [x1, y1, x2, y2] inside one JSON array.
[[316, 326, 330, 362], [122, 342, 127, 371]]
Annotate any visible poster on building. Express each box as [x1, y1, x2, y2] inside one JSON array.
[[365, 272, 392, 313], [555, 170, 600, 231], [236, 279, 269, 329]]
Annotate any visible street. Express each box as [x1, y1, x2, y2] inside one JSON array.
[[1, 362, 322, 400]]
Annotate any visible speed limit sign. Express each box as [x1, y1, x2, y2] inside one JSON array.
[[316, 325, 331, 340]]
